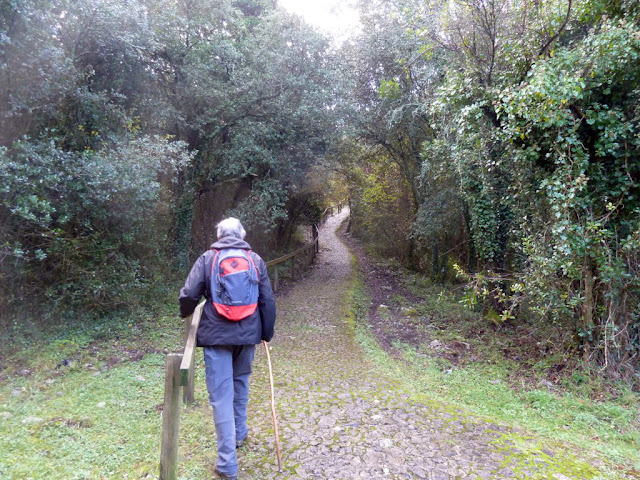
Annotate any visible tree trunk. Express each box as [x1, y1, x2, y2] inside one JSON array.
[[581, 264, 595, 362], [431, 241, 439, 280], [463, 202, 477, 274]]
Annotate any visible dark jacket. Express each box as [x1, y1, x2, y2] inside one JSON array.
[[178, 237, 276, 346]]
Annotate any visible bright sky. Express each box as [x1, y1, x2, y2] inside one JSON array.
[[278, 0, 361, 41]]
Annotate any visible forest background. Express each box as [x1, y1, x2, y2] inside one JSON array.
[[1, 0, 639, 388]]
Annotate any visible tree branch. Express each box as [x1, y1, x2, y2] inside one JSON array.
[[538, 0, 572, 57]]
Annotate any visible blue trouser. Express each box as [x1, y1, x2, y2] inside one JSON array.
[[203, 345, 255, 475]]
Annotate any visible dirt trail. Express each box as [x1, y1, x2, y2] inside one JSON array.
[[241, 210, 574, 479]]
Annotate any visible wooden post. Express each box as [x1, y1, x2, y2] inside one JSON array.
[[312, 224, 319, 253], [160, 353, 183, 480], [274, 266, 279, 293]]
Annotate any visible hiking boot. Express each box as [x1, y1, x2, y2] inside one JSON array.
[[236, 436, 247, 449], [214, 469, 238, 480]]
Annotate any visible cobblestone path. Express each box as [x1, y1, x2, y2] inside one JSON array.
[[239, 210, 589, 480]]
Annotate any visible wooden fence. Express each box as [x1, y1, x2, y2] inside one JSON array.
[[159, 200, 346, 479], [320, 199, 345, 223], [264, 198, 346, 291], [265, 224, 319, 293]]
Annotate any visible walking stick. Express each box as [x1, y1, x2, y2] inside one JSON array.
[[262, 340, 283, 472]]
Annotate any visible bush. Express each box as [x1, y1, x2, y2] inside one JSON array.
[[0, 135, 192, 323]]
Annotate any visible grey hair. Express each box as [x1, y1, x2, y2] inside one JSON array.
[[216, 217, 246, 240]]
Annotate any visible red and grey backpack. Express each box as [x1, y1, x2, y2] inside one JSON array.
[[210, 248, 259, 321]]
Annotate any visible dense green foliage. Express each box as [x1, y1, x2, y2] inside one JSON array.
[[344, 0, 640, 374], [0, 0, 342, 322], [0, 136, 190, 312]]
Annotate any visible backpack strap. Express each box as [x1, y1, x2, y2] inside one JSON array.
[[210, 249, 221, 274], [210, 249, 222, 294], [247, 250, 260, 281]]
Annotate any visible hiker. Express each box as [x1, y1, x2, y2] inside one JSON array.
[[179, 217, 276, 480]]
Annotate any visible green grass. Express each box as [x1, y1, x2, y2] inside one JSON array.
[[0, 294, 279, 480], [0, 292, 187, 480], [397, 346, 640, 463], [0, 354, 166, 479], [346, 262, 640, 479]]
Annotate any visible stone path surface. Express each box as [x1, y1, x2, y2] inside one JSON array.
[[239, 210, 577, 480]]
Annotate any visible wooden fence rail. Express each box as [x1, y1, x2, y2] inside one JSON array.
[[180, 302, 204, 403], [159, 198, 347, 478], [321, 199, 345, 222], [264, 197, 346, 292], [265, 234, 318, 293]]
